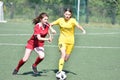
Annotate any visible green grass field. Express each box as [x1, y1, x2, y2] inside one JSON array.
[[0, 22, 120, 80]]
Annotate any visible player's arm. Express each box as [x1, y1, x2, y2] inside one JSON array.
[[45, 22, 56, 34], [50, 18, 62, 34], [36, 34, 51, 41], [76, 23, 86, 34], [47, 29, 53, 42], [49, 26, 56, 34], [50, 18, 61, 26]]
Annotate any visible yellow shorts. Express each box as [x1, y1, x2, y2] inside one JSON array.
[[58, 43, 74, 54]]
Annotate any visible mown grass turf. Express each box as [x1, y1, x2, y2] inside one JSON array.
[[0, 22, 120, 80]]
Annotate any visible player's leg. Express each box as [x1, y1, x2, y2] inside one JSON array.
[[56, 44, 74, 79], [32, 47, 45, 74], [65, 54, 70, 61], [12, 48, 32, 75], [65, 44, 74, 61], [59, 48, 66, 71], [58, 43, 66, 72]]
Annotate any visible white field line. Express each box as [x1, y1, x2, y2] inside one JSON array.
[[0, 43, 120, 49], [75, 32, 120, 35], [0, 32, 120, 36], [0, 34, 31, 36]]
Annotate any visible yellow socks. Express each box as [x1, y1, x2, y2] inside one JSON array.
[[59, 58, 64, 71]]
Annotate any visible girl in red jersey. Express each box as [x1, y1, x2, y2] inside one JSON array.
[[12, 12, 55, 75]]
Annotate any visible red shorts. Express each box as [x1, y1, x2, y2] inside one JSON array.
[[25, 43, 44, 50]]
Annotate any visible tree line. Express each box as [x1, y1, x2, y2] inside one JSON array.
[[2, 0, 120, 24]]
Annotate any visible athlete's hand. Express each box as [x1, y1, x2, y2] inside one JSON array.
[[50, 26, 56, 34], [51, 29, 56, 34], [48, 37, 53, 43], [82, 30, 86, 34]]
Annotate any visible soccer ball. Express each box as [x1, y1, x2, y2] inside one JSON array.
[[56, 71, 67, 80]]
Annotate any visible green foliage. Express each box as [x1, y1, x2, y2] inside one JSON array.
[[2, 0, 120, 24]]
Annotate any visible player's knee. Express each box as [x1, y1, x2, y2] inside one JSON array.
[[39, 52, 45, 59], [64, 54, 70, 61], [64, 58, 68, 62], [22, 57, 28, 62]]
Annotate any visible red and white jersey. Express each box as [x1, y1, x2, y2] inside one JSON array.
[[26, 23, 50, 49]]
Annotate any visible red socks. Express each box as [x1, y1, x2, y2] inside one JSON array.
[[15, 57, 44, 71], [16, 59, 25, 71], [32, 57, 44, 67]]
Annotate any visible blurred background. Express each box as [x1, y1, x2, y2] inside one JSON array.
[[1, 0, 120, 25]]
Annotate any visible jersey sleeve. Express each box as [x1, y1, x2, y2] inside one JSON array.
[[73, 18, 79, 26], [51, 18, 61, 25]]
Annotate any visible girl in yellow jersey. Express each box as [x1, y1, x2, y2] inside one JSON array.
[[51, 8, 86, 74]]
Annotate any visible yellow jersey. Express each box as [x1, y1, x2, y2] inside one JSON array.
[[52, 18, 79, 44]]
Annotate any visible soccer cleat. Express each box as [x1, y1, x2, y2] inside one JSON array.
[[32, 65, 39, 75], [12, 69, 18, 75]]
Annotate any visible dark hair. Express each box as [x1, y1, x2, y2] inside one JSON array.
[[33, 12, 48, 25], [64, 8, 72, 14]]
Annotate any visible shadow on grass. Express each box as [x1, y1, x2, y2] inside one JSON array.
[[18, 71, 47, 77], [41, 69, 77, 75], [17, 69, 77, 77]]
